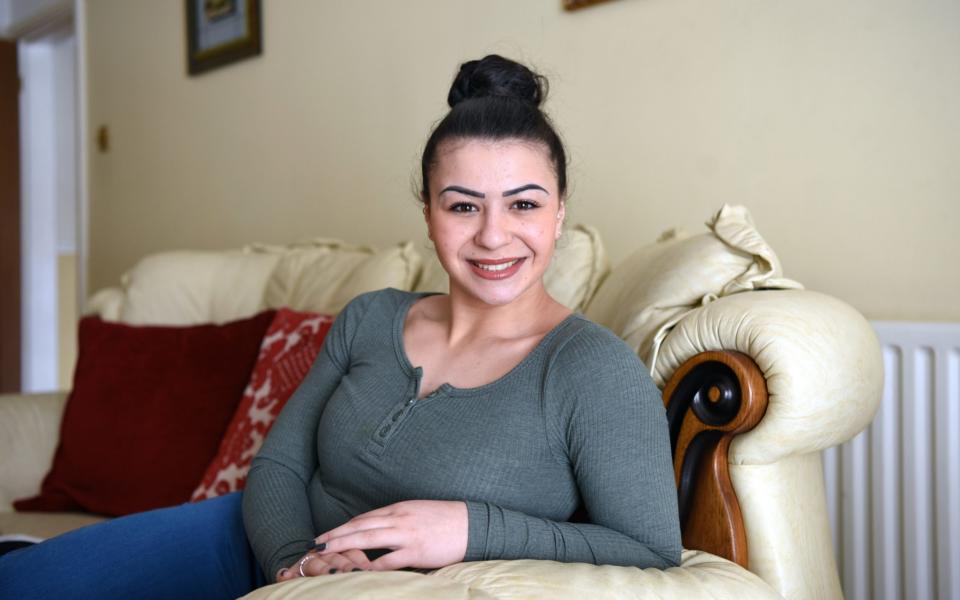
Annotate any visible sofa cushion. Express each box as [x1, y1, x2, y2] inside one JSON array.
[[260, 239, 422, 315], [118, 250, 282, 326], [0, 511, 106, 540], [14, 312, 274, 517], [584, 204, 802, 373], [85, 287, 123, 320], [192, 309, 333, 501], [414, 224, 609, 312], [239, 551, 781, 599], [0, 392, 67, 511]]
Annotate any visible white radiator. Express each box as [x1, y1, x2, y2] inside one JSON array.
[[822, 322, 960, 600]]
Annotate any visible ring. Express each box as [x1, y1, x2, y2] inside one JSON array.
[[298, 554, 315, 577]]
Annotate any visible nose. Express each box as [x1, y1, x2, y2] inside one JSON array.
[[474, 207, 511, 250]]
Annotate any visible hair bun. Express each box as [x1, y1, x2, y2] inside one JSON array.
[[447, 55, 547, 108]]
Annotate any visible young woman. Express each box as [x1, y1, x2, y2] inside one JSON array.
[[0, 55, 680, 599]]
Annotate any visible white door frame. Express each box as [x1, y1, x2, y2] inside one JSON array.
[[13, 0, 86, 392]]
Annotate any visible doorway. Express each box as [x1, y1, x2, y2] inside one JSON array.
[[19, 20, 79, 393], [2, 1, 82, 394]]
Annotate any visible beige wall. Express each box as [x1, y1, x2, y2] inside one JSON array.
[[84, 0, 960, 321]]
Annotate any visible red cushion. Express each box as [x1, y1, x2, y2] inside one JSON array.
[[191, 309, 333, 501], [14, 311, 274, 516]]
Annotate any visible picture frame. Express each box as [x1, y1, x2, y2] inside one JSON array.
[[186, 0, 262, 76], [564, 0, 614, 9]]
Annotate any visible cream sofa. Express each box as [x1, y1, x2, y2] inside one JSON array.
[[0, 206, 882, 599]]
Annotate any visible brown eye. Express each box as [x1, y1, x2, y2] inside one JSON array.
[[450, 202, 478, 213], [513, 200, 539, 210]]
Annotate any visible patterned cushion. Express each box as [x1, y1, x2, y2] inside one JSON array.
[[191, 309, 333, 501]]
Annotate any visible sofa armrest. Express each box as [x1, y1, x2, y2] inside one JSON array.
[[654, 289, 882, 600], [654, 289, 883, 463], [0, 391, 68, 511]]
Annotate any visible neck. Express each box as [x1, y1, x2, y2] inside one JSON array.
[[441, 283, 561, 345]]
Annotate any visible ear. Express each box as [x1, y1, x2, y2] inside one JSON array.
[[423, 203, 433, 241], [554, 201, 566, 240]]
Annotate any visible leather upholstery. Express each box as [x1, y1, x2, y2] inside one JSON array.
[[0, 392, 67, 511], [654, 290, 883, 462], [584, 205, 802, 374], [731, 454, 841, 600], [0, 510, 105, 540], [652, 289, 882, 600], [241, 551, 782, 600]]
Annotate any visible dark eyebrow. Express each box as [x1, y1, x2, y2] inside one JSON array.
[[503, 184, 548, 197], [439, 185, 485, 198]]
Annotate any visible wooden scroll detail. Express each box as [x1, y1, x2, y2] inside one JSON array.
[[661, 351, 768, 568]]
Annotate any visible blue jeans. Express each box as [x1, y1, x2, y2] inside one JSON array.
[[0, 492, 266, 600]]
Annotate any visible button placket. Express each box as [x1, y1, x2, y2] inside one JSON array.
[[370, 374, 421, 451], [372, 397, 415, 444]]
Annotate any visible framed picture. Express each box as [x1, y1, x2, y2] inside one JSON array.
[[564, 0, 614, 9], [186, 0, 262, 76]]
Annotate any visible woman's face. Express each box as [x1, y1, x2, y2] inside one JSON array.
[[425, 138, 565, 308]]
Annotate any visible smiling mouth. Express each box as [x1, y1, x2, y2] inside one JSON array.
[[471, 259, 520, 272], [467, 257, 526, 279]]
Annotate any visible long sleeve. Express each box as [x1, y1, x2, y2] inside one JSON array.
[[241, 295, 367, 581], [244, 291, 681, 576], [463, 325, 682, 568]]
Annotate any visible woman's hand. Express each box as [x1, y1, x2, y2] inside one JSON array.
[[313, 500, 468, 571], [276, 548, 372, 581]]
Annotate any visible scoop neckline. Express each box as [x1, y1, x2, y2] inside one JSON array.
[[391, 291, 580, 399]]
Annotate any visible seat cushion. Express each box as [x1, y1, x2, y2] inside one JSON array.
[[0, 511, 106, 540], [0, 392, 67, 511], [240, 551, 781, 599]]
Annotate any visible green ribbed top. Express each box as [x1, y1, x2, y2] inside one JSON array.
[[242, 288, 681, 581]]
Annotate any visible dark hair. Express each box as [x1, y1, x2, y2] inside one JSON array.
[[419, 55, 568, 201]]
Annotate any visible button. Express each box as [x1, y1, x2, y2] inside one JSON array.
[[407, 398, 415, 405], [378, 426, 390, 437]]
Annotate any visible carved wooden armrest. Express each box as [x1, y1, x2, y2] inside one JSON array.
[[661, 350, 768, 567]]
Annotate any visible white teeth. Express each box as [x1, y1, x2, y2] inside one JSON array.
[[474, 259, 519, 272]]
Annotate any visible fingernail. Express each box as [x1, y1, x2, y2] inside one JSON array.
[[305, 541, 326, 552], [352, 568, 362, 572], [329, 568, 338, 574]]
